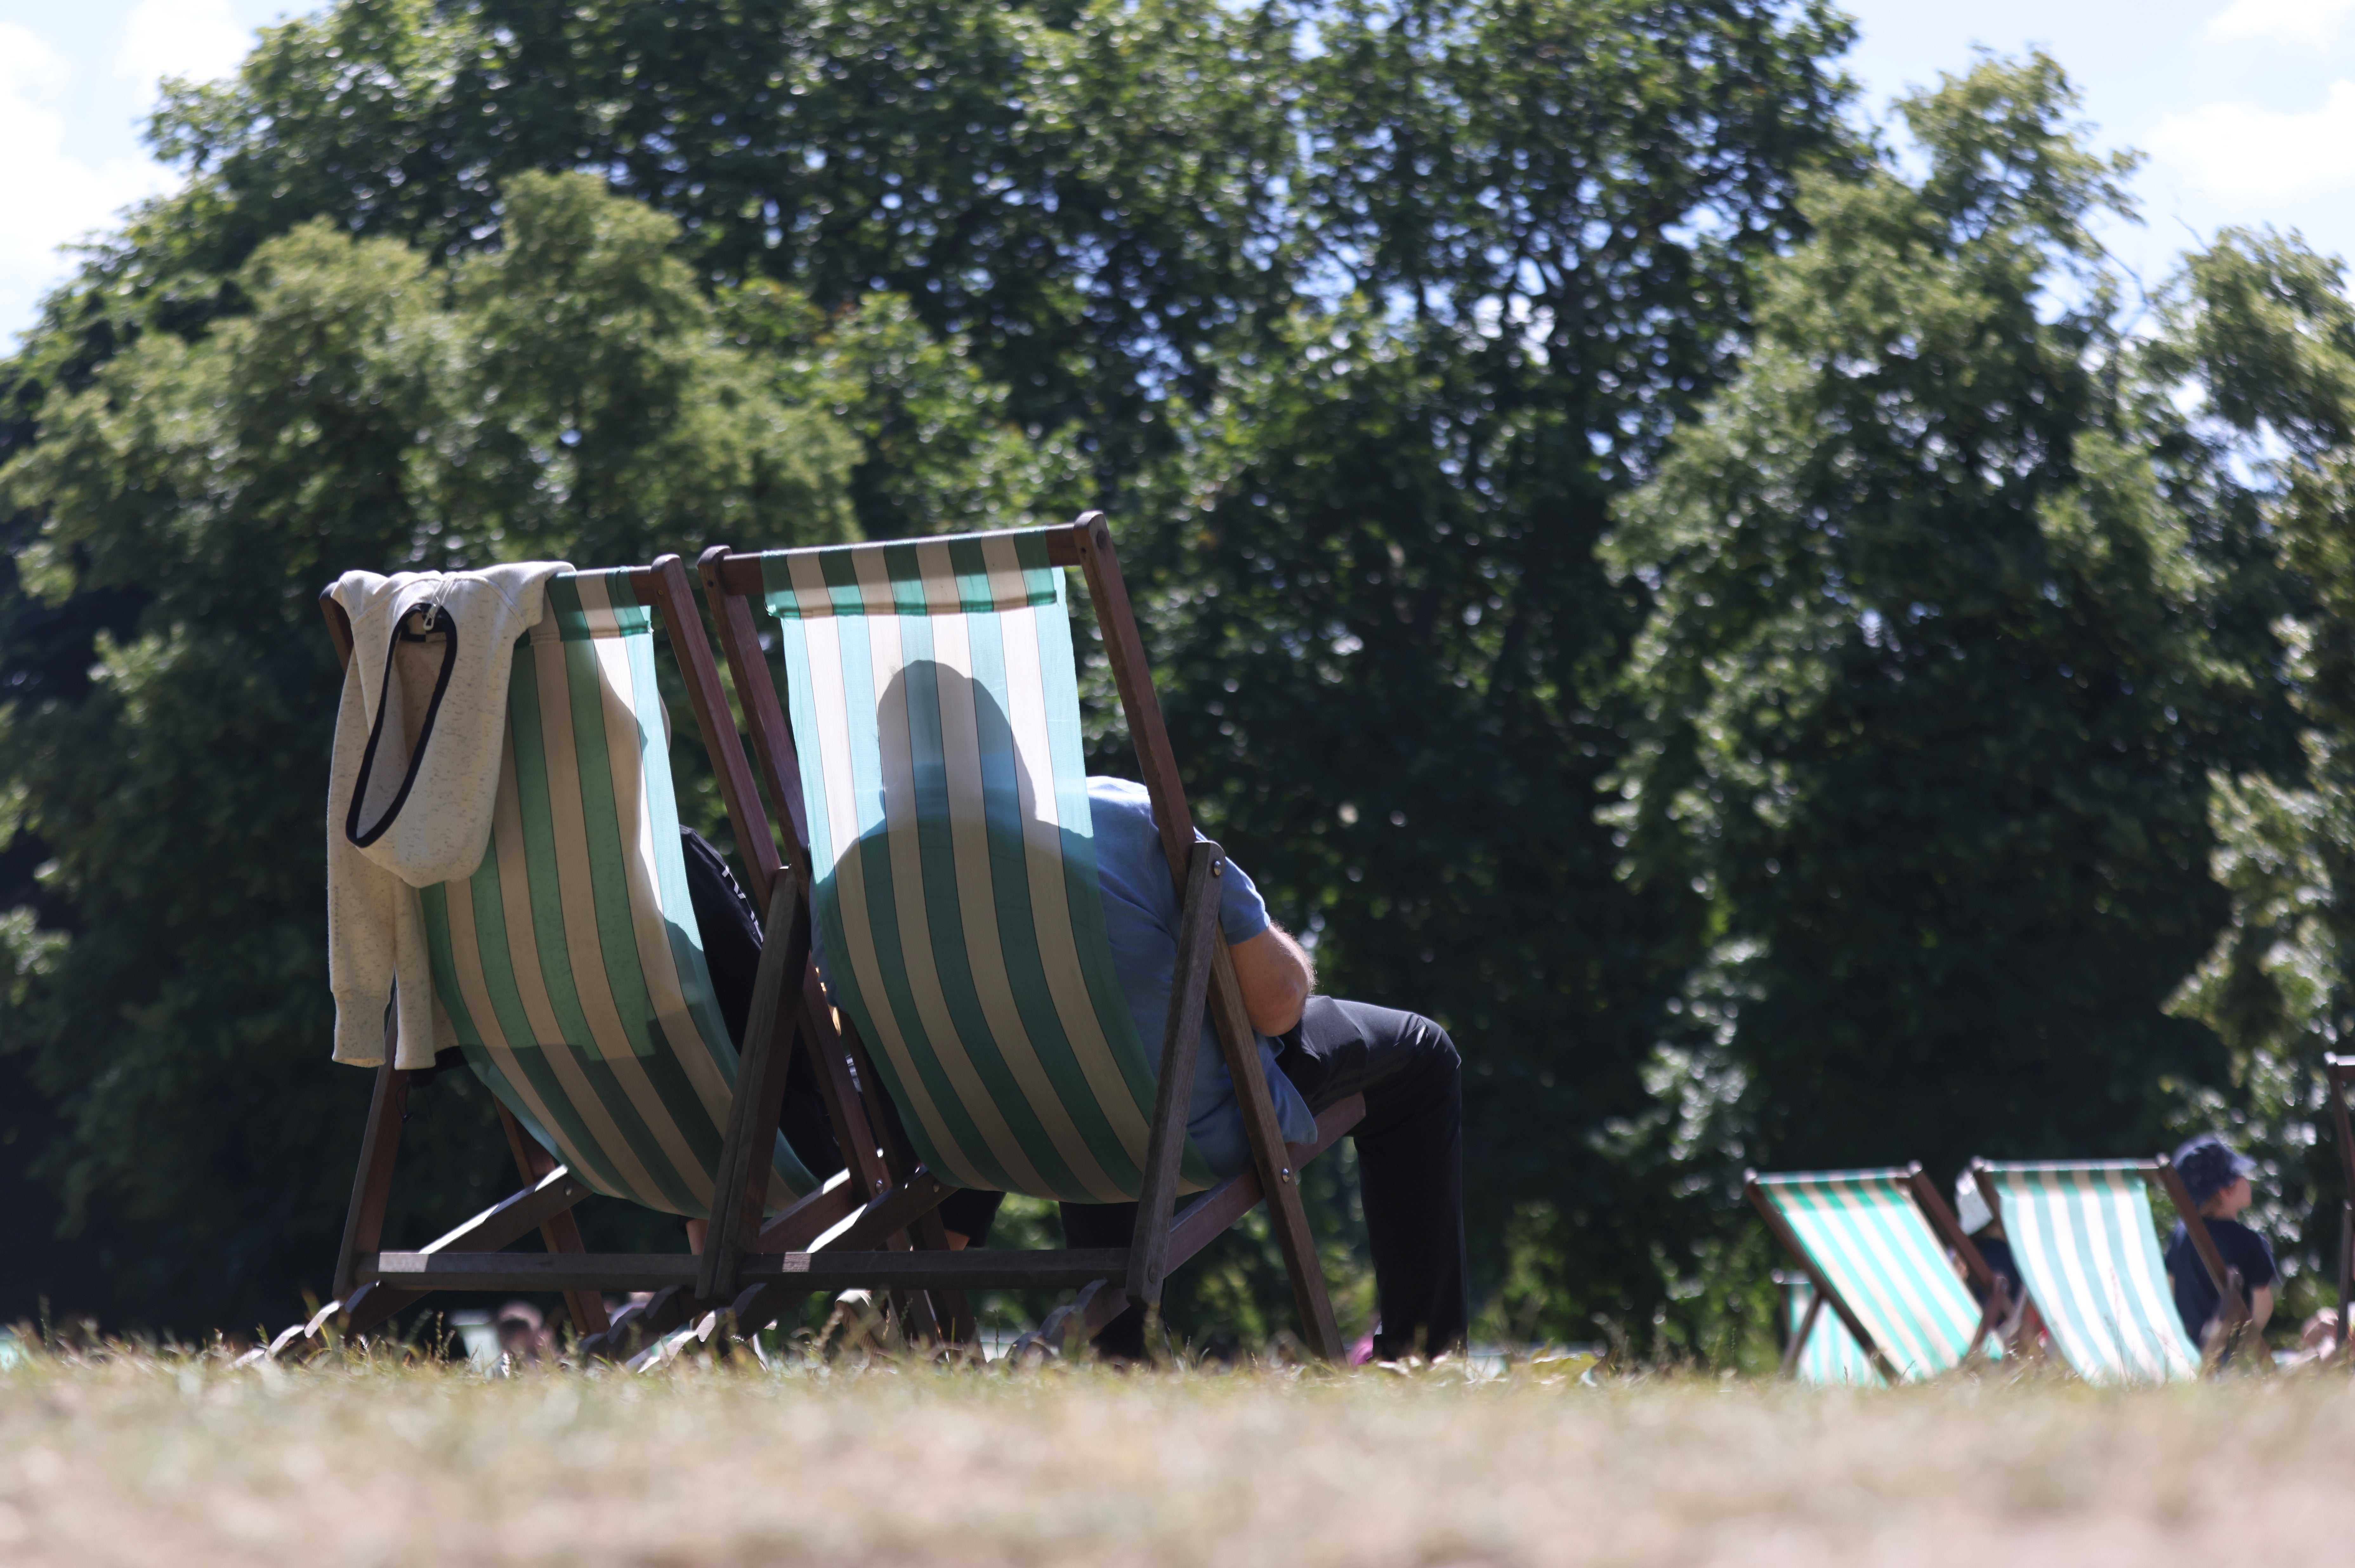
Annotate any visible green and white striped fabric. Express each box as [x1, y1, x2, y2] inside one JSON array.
[[1977, 1161, 2199, 1383], [419, 568, 818, 1220], [1783, 1276, 1881, 1385], [756, 528, 1218, 1204], [1755, 1170, 1995, 1381]]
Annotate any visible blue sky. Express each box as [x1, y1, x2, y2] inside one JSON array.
[[4, 1, 2353, 343]]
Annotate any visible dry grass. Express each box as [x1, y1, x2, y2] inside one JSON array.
[[1, 1342, 2349, 1567]]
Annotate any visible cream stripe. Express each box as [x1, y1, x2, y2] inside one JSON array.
[[531, 635, 640, 1064], [918, 539, 959, 614], [2110, 1176, 2194, 1376], [521, 636, 671, 1206], [492, 720, 568, 1049], [438, 820, 579, 1169], [979, 533, 1021, 610], [788, 550, 833, 623], [930, 612, 1117, 1199], [855, 556, 1046, 1194], [2033, 1179, 2117, 1376], [565, 596, 715, 1207], [803, 616, 864, 876], [999, 603, 1153, 1159], [802, 616, 980, 1183]]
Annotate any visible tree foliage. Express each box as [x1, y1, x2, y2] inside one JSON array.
[[1610, 61, 2304, 1186], [10, 3, 2355, 1358]]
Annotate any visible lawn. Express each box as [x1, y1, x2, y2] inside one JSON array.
[[1, 1342, 2348, 1566]]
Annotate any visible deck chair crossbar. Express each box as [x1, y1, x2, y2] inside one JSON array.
[[287, 557, 956, 1362], [690, 513, 1364, 1358], [1747, 1165, 2004, 1384]]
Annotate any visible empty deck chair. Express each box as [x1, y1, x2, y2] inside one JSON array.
[[691, 514, 1367, 1357], [1776, 1273, 1880, 1384], [1966, 1158, 2237, 1382], [279, 558, 916, 1359], [1748, 1166, 2006, 1382]]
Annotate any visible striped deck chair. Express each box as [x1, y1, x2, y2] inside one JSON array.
[[1748, 1166, 2007, 1382], [1776, 1273, 1879, 1384], [689, 513, 1367, 1358], [280, 557, 918, 1360], [1967, 1158, 2228, 1382]]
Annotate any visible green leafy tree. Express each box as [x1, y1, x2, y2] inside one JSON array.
[[1609, 59, 2301, 1197], [0, 173, 855, 1333], [1125, 0, 1856, 1352], [2154, 230, 2355, 1325], [2, 0, 1865, 1347]]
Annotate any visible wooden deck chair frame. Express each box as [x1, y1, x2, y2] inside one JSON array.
[[1747, 1164, 2009, 1382], [1969, 1154, 2248, 1373], [2324, 1054, 2355, 1357], [687, 512, 1366, 1360], [285, 555, 958, 1362]]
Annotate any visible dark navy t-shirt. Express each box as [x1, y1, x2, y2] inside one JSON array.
[[1086, 777, 1316, 1176], [2164, 1217, 2277, 1341]]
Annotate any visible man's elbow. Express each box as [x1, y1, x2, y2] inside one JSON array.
[[1245, 981, 1309, 1039]]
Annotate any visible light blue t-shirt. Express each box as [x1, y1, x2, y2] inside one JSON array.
[[1084, 776, 1317, 1177]]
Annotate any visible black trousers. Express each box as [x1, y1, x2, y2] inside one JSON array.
[[1062, 996, 1467, 1361], [682, 827, 1000, 1239], [686, 830, 1466, 1354]]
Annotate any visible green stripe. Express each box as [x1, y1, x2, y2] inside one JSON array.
[[895, 620, 1086, 1197], [511, 632, 701, 1214], [966, 608, 1145, 1192], [831, 613, 1020, 1193], [563, 632, 663, 1060]]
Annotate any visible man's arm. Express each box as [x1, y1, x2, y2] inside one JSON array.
[[1230, 921, 1314, 1037]]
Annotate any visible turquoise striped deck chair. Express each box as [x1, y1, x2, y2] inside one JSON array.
[[1968, 1159, 2204, 1382], [1777, 1273, 1879, 1384], [1749, 1166, 2005, 1382], [693, 514, 1364, 1358], [285, 558, 889, 1362]]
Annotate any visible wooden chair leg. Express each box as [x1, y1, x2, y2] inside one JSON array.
[[332, 1054, 410, 1304], [1206, 949, 1344, 1360], [495, 1104, 608, 1336], [1781, 1289, 1825, 1379]]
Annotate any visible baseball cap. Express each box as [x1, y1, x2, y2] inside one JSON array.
[[2171, 1133, 2257, 1207], [1954, 1172, 1993, 1235]]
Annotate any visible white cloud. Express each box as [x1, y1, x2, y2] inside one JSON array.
[[2148, 80, 2355, 201], [114, 0, 252, 90], [0, 23, 175, 344], [2205, 0, 2355, 45]]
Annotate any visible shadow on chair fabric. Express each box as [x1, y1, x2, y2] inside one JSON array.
[[694, 516, 1364, 1357]]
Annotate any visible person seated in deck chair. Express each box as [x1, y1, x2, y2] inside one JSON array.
[[679, 777, 1470, 1363], [1952, 1172, 2028, 1342], [2164, 1134, 2277, 1358]]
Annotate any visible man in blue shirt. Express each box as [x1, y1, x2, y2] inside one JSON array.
[[683, 779, 1469, 1363], [1054, 778, 1467, 1363]]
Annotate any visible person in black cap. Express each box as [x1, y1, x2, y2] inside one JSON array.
[[2163, 1133, 2277, 1353]]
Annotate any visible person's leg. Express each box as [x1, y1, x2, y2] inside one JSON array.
[[937, 1188, 1007, 1248], [1059, 1200, 1148, 1358], [678, 826, 843, 1180], [1276, 996, 1466, 1360]]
